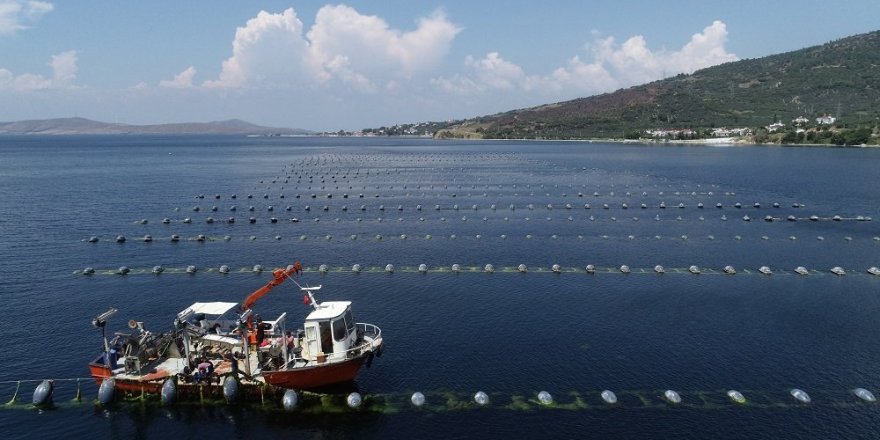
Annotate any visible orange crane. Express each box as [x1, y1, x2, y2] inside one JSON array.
[[241, 262, 303, 310]]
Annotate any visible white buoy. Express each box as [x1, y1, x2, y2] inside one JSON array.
[[654, 265, 664, 274], [689, 265, 700, 274], [474, 391, 489, 405], [537, 391, 553, 405], [385, 264, 394, 273], [451, 264, 461, 273], [152, 265, 164, 274], [759, 266, 772, 275], [601, 390, 617, 404], [585, 264, 596, 274], [252, 264, 263, 273], [282, 389, 299, 411], [620, 265, 630, 274], [411, 392, 425, 407], [724, 265, 736, 274], [552, 264, 561, 273], [219, 265, 230, 274], [186, 265, 196, 274], [117, 266, 129, 275], [518, 264, 527, 273], [87, 236, 98, 243], [319, 264, 328, 273], [831, 267, 845, 276], [853, 388, 876, 402], [116, 235, 126, 243], [795, 266, 809, 275], [484, 264, 494, 273], [352, 264, 361, 273], [727, 390, 746, 404], [347, 392, 362, 408], [664, 390, 681, 404], [790, 389, 810, 403], [868, 267, 880, 276], [83, 267, 95, 275]]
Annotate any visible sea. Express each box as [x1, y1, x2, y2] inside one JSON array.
[[0, 135, 878, 439]]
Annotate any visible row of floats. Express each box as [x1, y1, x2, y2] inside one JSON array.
[[176, 202, 860, 213], [85, 233, 880, 243], [78, 264, 880, 277], [20, 378, 880, 410]]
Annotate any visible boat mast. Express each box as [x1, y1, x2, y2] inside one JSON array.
[[92, 308, 118, 367]]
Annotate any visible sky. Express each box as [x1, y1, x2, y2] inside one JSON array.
[[1, 1, 879, 131]]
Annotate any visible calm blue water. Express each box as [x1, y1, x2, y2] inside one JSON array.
[[1, 135, 879, 438]]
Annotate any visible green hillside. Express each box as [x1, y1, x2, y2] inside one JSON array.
[[434, 30, 880, 143]]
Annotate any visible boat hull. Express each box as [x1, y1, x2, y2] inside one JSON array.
[[261, 355, 367, 390]]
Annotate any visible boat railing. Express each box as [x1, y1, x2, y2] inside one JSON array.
[[334, 323, 382, 361]]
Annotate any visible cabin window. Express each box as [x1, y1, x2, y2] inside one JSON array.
[[332, 317, 347, 341], [343, 309, 355, 334], [319, 321, 333, 353]]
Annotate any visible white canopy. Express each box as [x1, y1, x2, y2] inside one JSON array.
[[185, 302, 239, 316]]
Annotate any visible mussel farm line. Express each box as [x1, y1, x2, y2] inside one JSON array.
[[75, 264, 880, 277], [5, 378, 878, 413]]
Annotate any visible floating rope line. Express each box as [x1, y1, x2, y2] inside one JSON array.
[[73, 265, 880, 277], [1, 381, 877, 412]]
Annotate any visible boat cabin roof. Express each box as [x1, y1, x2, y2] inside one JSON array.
[[305, 301, 351, 321]]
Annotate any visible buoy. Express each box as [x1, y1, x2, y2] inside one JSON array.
[[161, 378, 176, 406], [790, 389, 810, 403], [831, 267, 845, 276], [116, 235, 126, 243], [654, 265, 664, 274], [170, 234, 180, 242], [664, 390, 681, 404], [620, 265, 630, 274], [451, 264, 461, 273], [196, 234, 206, 242], [868, 267, 880, 276], [347, 392, 362, 408], [87, 236, 98, 243], [474, 391, 489, 405], [537, 391, 553, 405], [319, 264, 328, 273], [223, 376, 239, 403], [759, 266, 772, 275], [723, 265, 736, 274], [795, 266, 809, 275], [117, 266, 129, 275], [411, 392, 425, 407], [518, 264, 527, 273], [853, 388, 876, 402], [585, 265, 596, 274], [385, 264, 394, 273], [601, 390, 617, 404], [418, 264, 428, 273], [83, 267, 95, 275], [186, 265, 197, 274], [688, 265, 700, 274], [552, 264, 561, 273], [252, 264, 263, 273], [219, 265, 230, 274], [727, 390, 746, 404], [352, 264, 361, 273], [282, 389, 299, 411], [32, 380, 54, 407], [484, 264, 494, 273], [152, 265, 164, 274], [97, 378, 114, 405]]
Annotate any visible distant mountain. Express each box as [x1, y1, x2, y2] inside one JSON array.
[[435, 30, 880, 140], [0, 117, 313, 135]]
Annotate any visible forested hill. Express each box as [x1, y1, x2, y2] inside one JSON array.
[[435, 30, 880, 140]]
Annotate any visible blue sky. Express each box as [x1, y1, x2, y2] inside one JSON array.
[[1, 1, 879, 130]]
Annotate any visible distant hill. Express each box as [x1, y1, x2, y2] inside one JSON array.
[[0, 117, 313, 135], [435, 30, 880, 140]]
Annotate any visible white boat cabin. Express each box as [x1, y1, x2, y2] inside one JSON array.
[[302, 301, 358, 363]]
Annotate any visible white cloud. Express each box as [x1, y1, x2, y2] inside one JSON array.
[[159, 66, 197, 88], [0, 0, 53, 35], [203, 5, 461, 91], [0, 49, 77, 90], [435, 20, 737, 99]]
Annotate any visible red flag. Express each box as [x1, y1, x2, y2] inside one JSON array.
[[303, 294, 310, 305]]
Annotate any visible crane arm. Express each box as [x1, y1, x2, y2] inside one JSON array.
[[241, 262, 302, 310]]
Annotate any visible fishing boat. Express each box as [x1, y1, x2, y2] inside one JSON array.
[[87, 262, 384, 402]]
